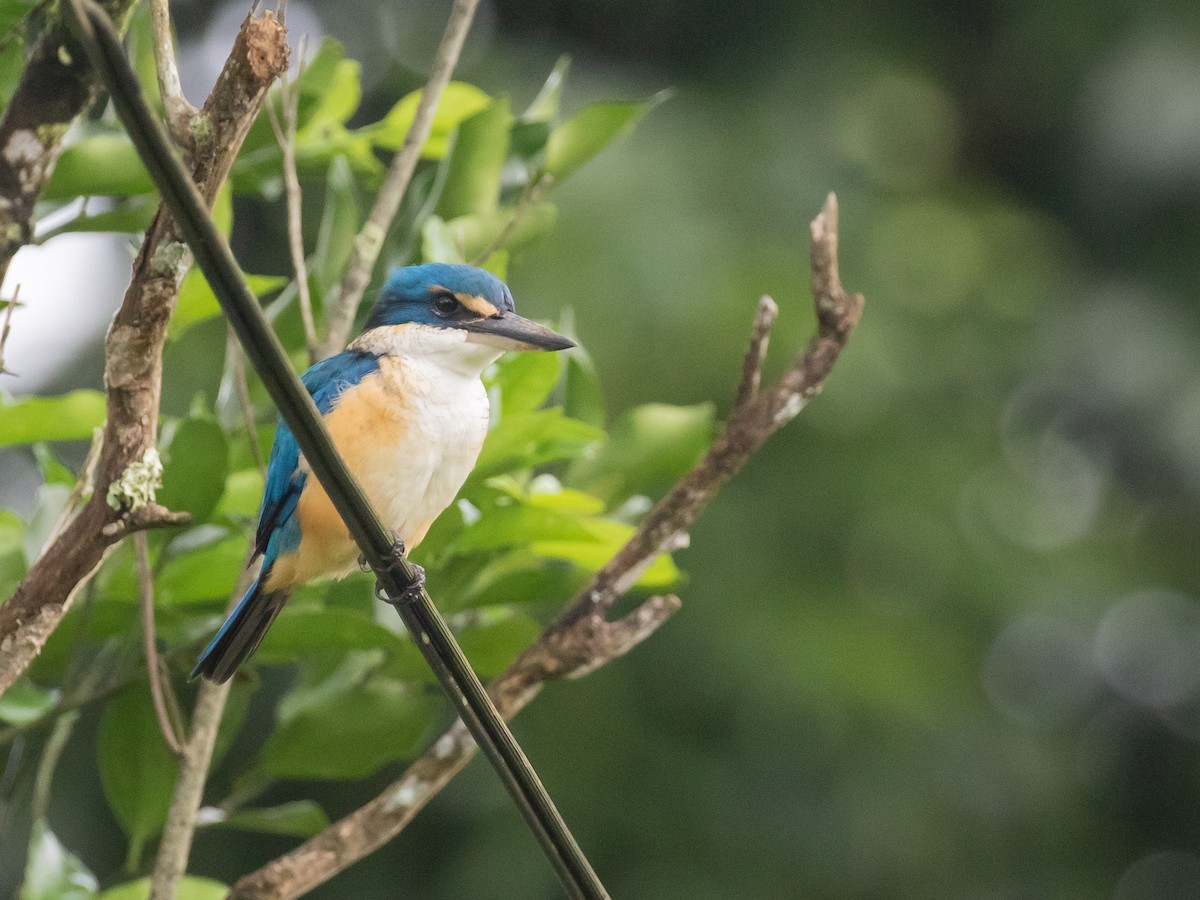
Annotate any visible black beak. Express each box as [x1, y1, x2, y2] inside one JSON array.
[[463, 312, 575, 352]]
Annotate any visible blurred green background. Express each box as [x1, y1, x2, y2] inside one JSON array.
[[7, 0, 1200, 897]]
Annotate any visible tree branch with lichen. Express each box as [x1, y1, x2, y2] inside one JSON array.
[[0, 10, 289, 697], [0, 0, 140, 294], [231, 192, 864, 900]]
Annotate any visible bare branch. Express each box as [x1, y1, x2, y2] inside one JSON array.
[[227, 327, 266, 475], [0, 11, 289, 696], [150, 679, 234, 900], [149, 555, 255, 900], [0, 0, 140, 293], [733, 294, 778, 409], [149, 0, 197, 146], [135, 531, 184, 757], [317, 0, 481, 359], [266, 57, 317, 363], [232, 194, 865, 899]]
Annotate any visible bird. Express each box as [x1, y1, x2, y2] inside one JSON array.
[[192, 263, 574, 683]]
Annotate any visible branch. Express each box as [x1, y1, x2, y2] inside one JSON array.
[[468, 172, 554, 267], [149, 559, 254, 900], [317, 0, 481, 359], [0, 0, 139, 293], [135, 531, 184, 756], [733, 295, 778, 408], [149, 0, 196, 146], [231, 192, 865, 899], [265, 60, 317, 364], [0, 11, 289, 697]]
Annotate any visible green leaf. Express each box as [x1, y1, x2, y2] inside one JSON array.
[[0, 679, 57, 726], [522, 55, 571, 123], [39, 196, 158, 239], [442, 202, 557, 261], [545, 94, 667, 180], [221, 800, 331, 838], [159, 418, 229, 524], [43, 135, 155, 200], [302, 58, 362, 129], [564, 349, 606, 428], [98, 877, 228, 900], [472, 409, 604, 480], [457, 612, 542, 677], [212, 181, 233, 239], [33, 444, 77, 488], [489, 347, 563, 416], [255, 608, 408, 664], [155, 535, 247, 603], [213, 468, 265, 521], [567, 402, 714, 504], [454, 503, 598, 553], [531, 520, 682, 589], [102, 532, 247, 603], [172, 270, 286, 337], [20, 823, 98, 900], [253, 655, 439, 780], [363, 82, 491, 156], [436, 96, 513, 220], [97, 685, 179, 854], [0, 391, 105, 447], [313, 154, 360, 296], [22, 484, 70, 565], [421, 214, 465, 264]]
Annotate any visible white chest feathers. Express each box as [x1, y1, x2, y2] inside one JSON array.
[[344, 326, 501, 547]]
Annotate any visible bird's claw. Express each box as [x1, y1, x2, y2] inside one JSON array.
[[375, 562, 425, 606], [360, 532, 406, 573], [372, 532, 424, 606]]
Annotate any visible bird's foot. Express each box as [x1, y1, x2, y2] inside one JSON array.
[[371, 532, 425, 606], [359, 531, 406, 573], [375, 562, 425, 606]]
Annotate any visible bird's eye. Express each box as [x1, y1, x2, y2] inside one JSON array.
[[433, 294, 460, 317]]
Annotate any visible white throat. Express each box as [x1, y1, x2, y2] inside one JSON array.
[[349, 324, 502, 378]]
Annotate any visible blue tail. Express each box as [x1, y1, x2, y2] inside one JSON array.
[[191, 574, 289, 683]]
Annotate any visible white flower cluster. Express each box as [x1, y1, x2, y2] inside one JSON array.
[[105, 447, 164, 512]]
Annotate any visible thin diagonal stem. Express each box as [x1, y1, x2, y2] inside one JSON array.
[[135, 531, 184, 756], [266, 56, 317, 364], [319, 0, 481, 358], [62, 3, 608, 896]]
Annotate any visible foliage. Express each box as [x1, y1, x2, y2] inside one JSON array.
[[0, 11, 677, 893]]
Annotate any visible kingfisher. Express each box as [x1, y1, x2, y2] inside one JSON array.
[[193, 263, 574, 683]]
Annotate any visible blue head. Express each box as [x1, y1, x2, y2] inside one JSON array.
[[362, 263, 572, 352]]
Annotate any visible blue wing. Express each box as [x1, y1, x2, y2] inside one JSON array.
[[194, 349, 383, 682], [254, 349, 383, 565]]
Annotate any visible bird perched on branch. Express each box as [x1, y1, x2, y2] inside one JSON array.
[[193, 263, 574, 683]]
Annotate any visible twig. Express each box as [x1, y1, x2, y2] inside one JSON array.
[[148, 558, 253, 900], [317, 0, 481, 359], [149, 680, 234, 900], [468, 172, 554, 267], [0, 284, 19, 375], [231, 193, 865, 899], [0, 0, 140, 293], [266, 53, 317, 364], [0, 10, 289, 697], [148, 0, 196, 146], [734, 295, 778, 409], [135, 531, 184, 756], [227, 327, 265, 475]]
